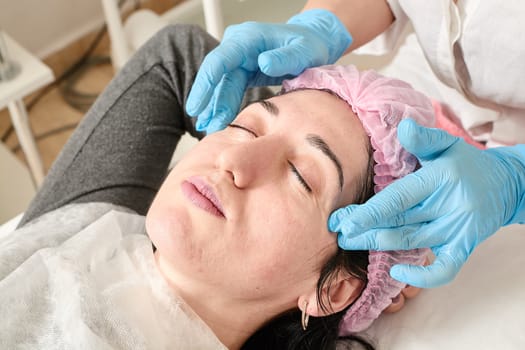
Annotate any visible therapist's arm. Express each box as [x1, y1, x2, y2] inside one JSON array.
[[303, 0, 395, 51]]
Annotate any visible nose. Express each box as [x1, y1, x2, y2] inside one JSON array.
[[217, 136, 284, 188]]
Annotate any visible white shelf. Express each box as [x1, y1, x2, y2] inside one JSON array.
[[0, 32, 55, 186], [0, 33, 54, 109]]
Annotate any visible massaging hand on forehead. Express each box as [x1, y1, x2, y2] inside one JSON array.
[[186, 0, 525, 288]]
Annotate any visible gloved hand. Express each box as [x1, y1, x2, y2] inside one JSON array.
[[185, 9, 352, 133], [329, 119, 525, 288]]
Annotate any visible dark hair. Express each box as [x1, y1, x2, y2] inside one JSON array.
[[242, 139, 376, 350]]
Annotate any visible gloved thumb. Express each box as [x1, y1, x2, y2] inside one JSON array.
[[390, 252, 461, 288], [259, 44, 323, 77], [397, 119, 459, 161]]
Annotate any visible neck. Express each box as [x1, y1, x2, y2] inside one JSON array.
[[154, 252, 283, 349]]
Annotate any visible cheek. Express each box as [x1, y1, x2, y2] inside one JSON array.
[[145, 137, 222, 250], [146, 186, 195, 260], [240, 199, 334, 284], [146, 166, 216, 272], [172, 133, 230, 170]]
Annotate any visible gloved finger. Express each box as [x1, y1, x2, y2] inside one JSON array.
[[248, 71, 296, 88], [338, 210, 465, 252], [204, 69, 250, 134], [195, 97, 214, 132], [390, 250, 465, 288], [393, 257, 428, 300], [186, 42, 250, 116], [186, 61, 222, 117], [329, 167, 438, 233], [398, 118, 460, 161], [258, 42, 327, 76], [329, 197, 434, 233], [328, 204, 358, 232], [206, 118, 231, 134], [195, 78, 221, 132], [337, 223, 425, 251]]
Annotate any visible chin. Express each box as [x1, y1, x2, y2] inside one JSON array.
[[147, 197, 191, 252], [148, 198, 219, 274]]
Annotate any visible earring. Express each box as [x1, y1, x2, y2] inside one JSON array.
[[301, 300, 310, 331]]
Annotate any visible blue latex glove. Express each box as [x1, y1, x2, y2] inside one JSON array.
[[185, 9, 352, 134], [329, 119, 525, 288]]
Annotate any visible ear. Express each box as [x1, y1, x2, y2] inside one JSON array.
[[298, 271, 365, 317]]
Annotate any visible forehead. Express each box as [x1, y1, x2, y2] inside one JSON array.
[[245, 89, 370, 201], [255, 89, 362, 132]]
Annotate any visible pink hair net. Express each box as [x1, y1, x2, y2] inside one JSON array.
[[281, 65, 434, 334]]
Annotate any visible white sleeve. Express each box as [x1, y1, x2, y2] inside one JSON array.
[[354, 0, 410, 55]]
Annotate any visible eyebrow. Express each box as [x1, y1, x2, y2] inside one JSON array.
[[306, 134, 344, 192], [258, 100, 279, 116], [256, 99, 344, 192]]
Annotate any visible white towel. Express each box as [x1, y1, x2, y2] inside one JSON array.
[[0, 203, 226, 350]]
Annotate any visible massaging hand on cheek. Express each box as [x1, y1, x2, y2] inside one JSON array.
[[330, 120, 525, 288]]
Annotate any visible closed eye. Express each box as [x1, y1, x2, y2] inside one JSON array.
[[288, 161, 312, 193], [228, 123, 257, 137]]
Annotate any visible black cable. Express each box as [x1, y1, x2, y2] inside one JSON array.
[[31, 0, 131, 111], [58, 0, 144, 112], [28, 24, 108, 111], [0, 123, 11, 142], [57, 0, 144, 112], [59, 55, 112, 112], [10, 122, 80, 153]]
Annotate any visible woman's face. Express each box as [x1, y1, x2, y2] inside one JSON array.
[[146, 90, 369, 306]]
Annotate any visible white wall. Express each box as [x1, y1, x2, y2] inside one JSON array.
[[0, 0, 305, 59], [0, 0, 111, 58]]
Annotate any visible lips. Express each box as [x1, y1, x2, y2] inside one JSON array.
[[181, 177, 225, 218]]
